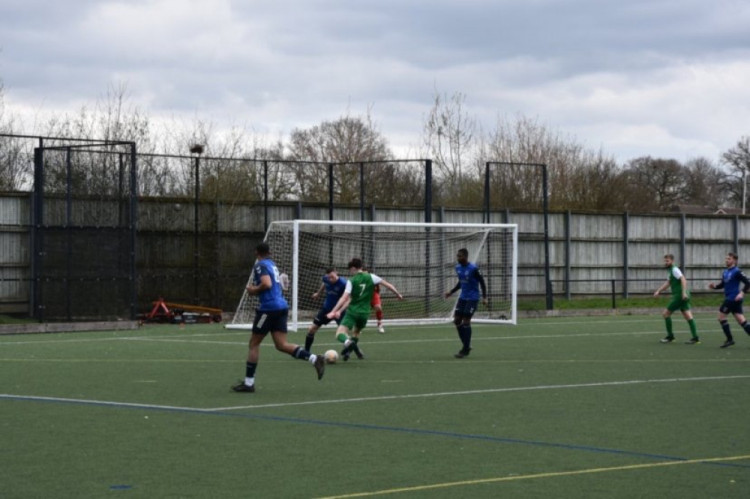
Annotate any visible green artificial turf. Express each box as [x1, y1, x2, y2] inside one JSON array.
[[1, 315, 749, 498]]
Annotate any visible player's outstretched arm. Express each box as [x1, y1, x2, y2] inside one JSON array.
[[327, 292, 351, 318], [380, 279, 403, 300], [312, 283, 325, 299], [445, 282, 461, 298], [653, 280, 669, 296], [476, 270, 488, 305]]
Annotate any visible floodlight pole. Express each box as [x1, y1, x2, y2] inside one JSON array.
[[129, 143, 138, 320], [263, 160, 269, 231], [484, 161, 553, 310], [425, 159, 432, 223], [190, 144, 204, 304], [742, 167, 747, 215], [328, 163, 334, 221], [540, 164, 553, 310]]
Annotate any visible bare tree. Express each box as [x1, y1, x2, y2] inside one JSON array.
[[156, 117, 302, 204], [484, 114, 617, 210], [0, 80, 30, 191], [287, 112, 394, 203], [683, 157, 729, 209], [556, 152, 626, 211], [39, 83, 156, 196], [422, 91, 477, 183], [200, 136, 298, 203], [721, 136, 750, 210], [621, 157, 686, 212]]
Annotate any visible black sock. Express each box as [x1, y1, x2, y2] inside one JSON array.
[[305, 333, 315, 351], [456, 325, 466, 347], [245, 362, 257, 378], [720, 320, 733, 341], [742, 321, 750, 335], [463, 324, 472, 350], [458, 324, 472, 351], [292, 346, 311, 360], [350, 337, 361, 355]]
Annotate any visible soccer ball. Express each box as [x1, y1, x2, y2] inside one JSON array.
[[324, 349, 339, 364]]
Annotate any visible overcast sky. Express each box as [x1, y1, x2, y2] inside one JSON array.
[[1, 0, 749, 163]]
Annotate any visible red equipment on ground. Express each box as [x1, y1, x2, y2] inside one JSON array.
[[140, 298, 223, 324]]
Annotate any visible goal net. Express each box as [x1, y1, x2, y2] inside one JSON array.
[[227, 220, 517, 331]]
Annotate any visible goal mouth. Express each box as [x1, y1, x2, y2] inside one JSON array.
[[229, 220, 518, 331]]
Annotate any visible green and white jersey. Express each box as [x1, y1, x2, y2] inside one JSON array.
[[668, 265, 685, 295], [345, 272, 383, 316]]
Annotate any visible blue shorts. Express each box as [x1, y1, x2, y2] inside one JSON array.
[[720, 299, 744, 315], [253, 309, 288, 335], [454, 299, 479, 319], [312, 308, 344, 327]]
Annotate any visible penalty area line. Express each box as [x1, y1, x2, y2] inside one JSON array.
[[315, 454, 750, 498]]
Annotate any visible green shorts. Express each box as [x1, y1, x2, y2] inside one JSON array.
[[341, 310, 369, 331], [667, 295, 691, 312]]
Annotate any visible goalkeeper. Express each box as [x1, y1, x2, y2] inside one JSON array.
[[327, 258, 403, 360], [305, 268, 348, 351]]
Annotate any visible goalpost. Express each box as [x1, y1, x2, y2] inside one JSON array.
[[227, 220, 518, 331]]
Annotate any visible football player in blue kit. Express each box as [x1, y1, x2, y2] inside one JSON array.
[[445, 248, 488, 358], [232, 242, 325, 392], [709, 252, 750, 348], [305, 268, 348, 351]]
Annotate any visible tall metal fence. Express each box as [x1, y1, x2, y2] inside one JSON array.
[[1, 133, 438, 320], [0, 135, 138, 321], [1, 132, 747, 320], [2, 193, 749, 320], [34, 140, 138, 321]]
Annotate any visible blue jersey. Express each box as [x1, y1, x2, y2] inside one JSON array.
[[454, 262, 484, 301], [253, 258, 288, 312], [321, 275, 348, 311], [719, 266, 750, 299]]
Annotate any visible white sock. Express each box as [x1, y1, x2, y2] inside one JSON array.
[[244, 377, 254, 386], [344, 339, 352, 347], [308, 354, 318, 364]]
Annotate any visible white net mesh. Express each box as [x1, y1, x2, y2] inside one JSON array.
[[228, 221, 517, 330]]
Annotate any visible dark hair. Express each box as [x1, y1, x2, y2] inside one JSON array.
[[664, 254, 674, 260], [728, 252, 739, 261], [256, 242, 271, 256], [457, 248, 469, 258], [324, 267, 336, 274], [348, 258, 363, 269]]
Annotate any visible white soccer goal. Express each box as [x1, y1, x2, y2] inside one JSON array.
[[227, 220, 518, 331]]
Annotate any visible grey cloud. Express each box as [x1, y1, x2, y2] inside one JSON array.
[[1, 0, 748, 163]]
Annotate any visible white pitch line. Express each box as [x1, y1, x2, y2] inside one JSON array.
[[118, 329, 678, 345], [3, 375, 749, 414], [0, 328, 733, 348], [0, 330, 666, 348], [0, 315, 689, 345], [0, 393, 213, 412], [0, 332, 248, 346], [120, 337, 246, 346], [208, 374, 750, 411]]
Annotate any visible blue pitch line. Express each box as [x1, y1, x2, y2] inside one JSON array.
[[3, 393, 749, 470]]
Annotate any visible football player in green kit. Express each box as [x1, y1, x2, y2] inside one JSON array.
[[653, 253, 699, 344], [326, 258, 403, 360]]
